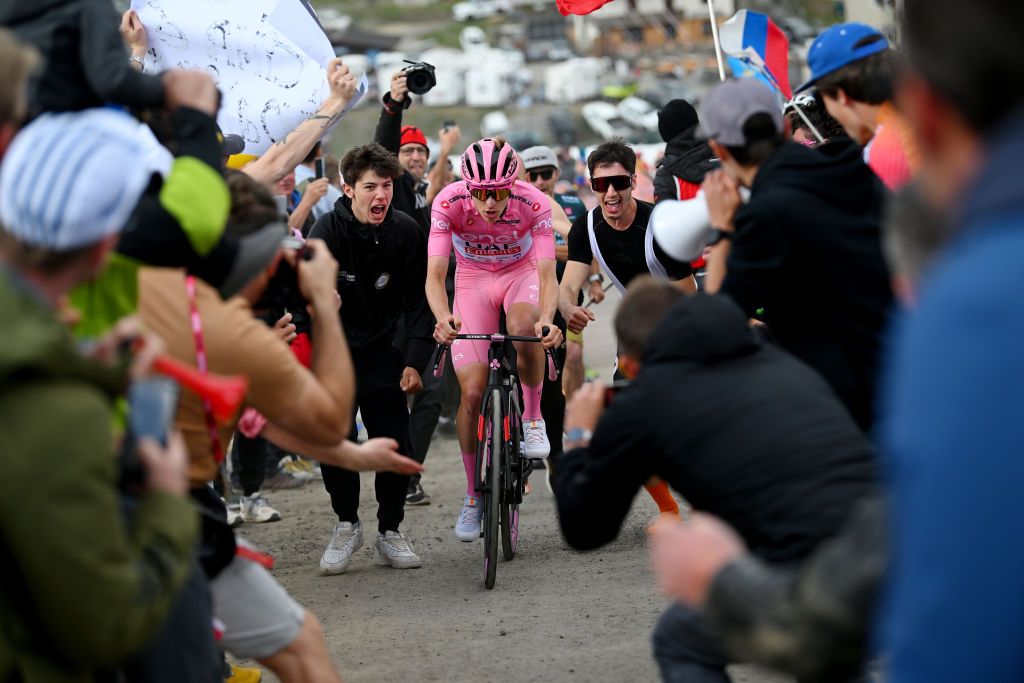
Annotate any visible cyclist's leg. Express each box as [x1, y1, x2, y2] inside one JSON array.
[[501, 266, 544, 421], [455, 363, 488, 495], [451, 270, 501, 494]]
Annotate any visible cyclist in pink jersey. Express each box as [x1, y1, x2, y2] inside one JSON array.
[[426, 138, 562, 542]]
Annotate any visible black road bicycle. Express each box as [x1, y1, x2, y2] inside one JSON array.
[[431, 328, 557, 589]]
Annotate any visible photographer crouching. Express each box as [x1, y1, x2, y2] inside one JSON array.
[[552, 278, 876, 682]]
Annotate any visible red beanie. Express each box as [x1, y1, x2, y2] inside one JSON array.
[[400, 125, 428, 150]]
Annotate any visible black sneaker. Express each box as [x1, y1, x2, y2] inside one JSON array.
[[406, 480, 431, 506]]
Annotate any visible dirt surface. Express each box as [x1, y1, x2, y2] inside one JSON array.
[[240, 289, 791, 683]]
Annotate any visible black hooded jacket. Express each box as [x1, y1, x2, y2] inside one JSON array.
[[554, 294, 876, 563], [308, 197, 433, 373], [1, 0, 165, 118], [653, 124, 715, 203], [720, 140, 894, 431]]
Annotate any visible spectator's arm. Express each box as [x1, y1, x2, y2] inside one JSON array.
[[244, 59, 357, 188], [427, 124, 462, 204], [2, 389, 196, 666], [80, 0, 164, 108], [374, 71, 411, 155], [554, 386, 655, 550]]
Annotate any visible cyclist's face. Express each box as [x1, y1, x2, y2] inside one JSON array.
[[471, 192, 510, 223], [344, 170, 394, 226], [399, 143, 428, 182]]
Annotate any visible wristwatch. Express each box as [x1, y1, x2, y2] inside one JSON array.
[[707, 228, 733, 247], [564, 428, 593, 449], [129, 55, 145, 68], [587, 273, 604, 284]]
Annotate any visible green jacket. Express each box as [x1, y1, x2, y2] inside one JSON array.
[[0, 270, 198, 683]]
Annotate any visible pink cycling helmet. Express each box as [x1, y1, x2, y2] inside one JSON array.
[[460, 138, 518, 189]]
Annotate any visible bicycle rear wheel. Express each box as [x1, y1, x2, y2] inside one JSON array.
[[483, 389, 502, 589]]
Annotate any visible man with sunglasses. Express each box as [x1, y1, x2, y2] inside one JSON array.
[[559, 140, 697, 342], [522, 145, 603, 401], [428, 137, 563, 542]]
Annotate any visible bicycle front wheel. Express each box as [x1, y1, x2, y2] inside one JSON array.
[[483, 388, 502, 589], [500, 398, 521, 561]]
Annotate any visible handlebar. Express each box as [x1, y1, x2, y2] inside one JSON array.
[[430, 326, 558, 382]]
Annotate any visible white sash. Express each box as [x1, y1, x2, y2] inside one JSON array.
[[586, 207, 666, 294]]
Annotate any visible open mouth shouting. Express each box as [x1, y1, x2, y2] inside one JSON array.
[[602, 195, 622, 215], [369, 202, 387, 222]]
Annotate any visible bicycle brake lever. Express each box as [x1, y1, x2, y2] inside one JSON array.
[[546, 349, 558, 382], [431, 344, 447, 378]]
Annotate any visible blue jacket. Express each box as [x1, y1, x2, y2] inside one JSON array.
[[879, 113, 1024, 682]]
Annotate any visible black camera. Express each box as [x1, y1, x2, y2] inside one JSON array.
[[403, 60, 437, 95], [253, 238, 313, 330]]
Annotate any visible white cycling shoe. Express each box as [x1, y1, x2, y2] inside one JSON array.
[[455, 496, 483, 542], [523, 419, 551, 460]]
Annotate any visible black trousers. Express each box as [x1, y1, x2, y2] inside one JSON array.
[[321, 347, 412, 534], [652, 603, 731, 683], [230, 432, 287, 497], [407, 357, 443, 486], [540, 344, 566, 459]]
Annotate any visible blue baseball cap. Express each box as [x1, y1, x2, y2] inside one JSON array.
[[796, 22, 889, 93]]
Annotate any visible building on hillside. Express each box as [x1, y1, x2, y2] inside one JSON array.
[[570, 0, 736, 56]]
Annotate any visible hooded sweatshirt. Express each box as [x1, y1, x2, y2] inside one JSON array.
[[308, 196, 433, 373], [554, 294, 876, 563], [720, 139, 894, 430], [0, 269, 197, 682], [653, 124, 715, 203]]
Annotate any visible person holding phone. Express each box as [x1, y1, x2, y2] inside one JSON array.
[[295, 140, 342, 224]]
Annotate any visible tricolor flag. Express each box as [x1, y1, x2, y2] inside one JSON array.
[[720, 10, 792, 100]]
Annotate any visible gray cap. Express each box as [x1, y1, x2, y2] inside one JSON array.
[[218, 221, 290, 299], [521, 145, 558, 171], [698, 79, 783, 147]]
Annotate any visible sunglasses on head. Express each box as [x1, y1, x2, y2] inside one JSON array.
[[469, 187, 512, 202], [590, 174, 632, 193], [528, 168, 555, 181]]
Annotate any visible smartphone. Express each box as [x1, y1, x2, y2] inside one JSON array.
[[315, 158, 325, 179], [709, 158, 722, 170], [120, 378, 180, 488], [443, 119, 456, 131], [603, 379, 632, 405]]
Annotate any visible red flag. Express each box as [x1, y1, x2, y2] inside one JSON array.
[[556, 0, 616, 16]]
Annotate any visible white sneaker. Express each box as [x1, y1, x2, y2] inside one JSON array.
[[374, 531, 422, 568], [319, 521, 363, 576], [523, 419, 551, 460], [240, 493, 281, 523], [225, 500, 244, 528], [455, 496, 483, 542]]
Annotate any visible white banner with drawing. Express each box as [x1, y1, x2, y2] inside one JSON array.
[[131, 0, 341, 155]]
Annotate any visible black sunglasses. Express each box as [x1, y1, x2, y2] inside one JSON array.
[[528, 168, 555, 181], [590, 174, 632, 193]]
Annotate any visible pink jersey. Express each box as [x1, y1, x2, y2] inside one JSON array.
[[429, 180, 555, 271]]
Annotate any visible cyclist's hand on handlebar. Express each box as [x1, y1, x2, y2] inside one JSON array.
[[567, 305, 595, 334], [535, 321, 563, 350], [434, 315, 461, 345]]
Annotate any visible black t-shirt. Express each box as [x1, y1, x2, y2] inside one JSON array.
[[567, 200, 693, 287]]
